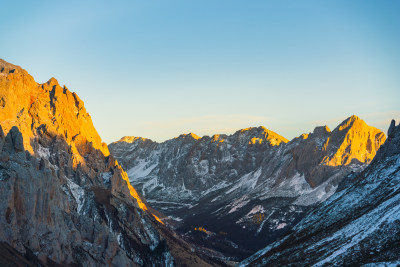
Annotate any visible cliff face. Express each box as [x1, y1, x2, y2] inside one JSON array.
[[241, 120, 400, 266], [284, 115, 386, 188], [325, 115, 385, 166], [0, 59, 217, 267], [109, 115, 385, 260], [0, 59, 108, 161]]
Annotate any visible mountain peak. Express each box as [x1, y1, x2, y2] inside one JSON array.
[[117, 136, 150, 144], [336, 115, 363, 131], [0, 58, 23, 75], [325, 115, 386, 166], [388, 119, 396, 137], [238, 126, 268, 133], [236, 126, 288, 146], [46, 77, 59, 87], [0, 59, 109, 160], [313, 125, 331, 136], [177, 132, 200, 140]]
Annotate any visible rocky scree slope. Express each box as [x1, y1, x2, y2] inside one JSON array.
[[109, 115, 385, 259], [0, 59, 219, 267], [240, 119, 400, 266]]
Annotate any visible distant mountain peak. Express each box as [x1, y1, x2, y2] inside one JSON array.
[[236, 126, 289, 146], [336, 114, 363, 131], [177, 132, 201, 140], [117, 136, 151, 144], [313, 125, 331, 135], [325, 115, 386, 166]]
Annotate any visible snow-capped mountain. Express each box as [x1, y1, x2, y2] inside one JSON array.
[[240, 119, 400, 266], [109, 115, 385, 259], [0, 59, 219, 266]]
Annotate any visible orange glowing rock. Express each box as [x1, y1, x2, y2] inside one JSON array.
[[324, 115, 386, 166], [0, 59, 109, 157], [0, 59, 165, 224]]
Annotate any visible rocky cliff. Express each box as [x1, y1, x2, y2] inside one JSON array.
[[109, 115, 385, 260], [241, 120, 400, 266], [0, 59, 219, 266]]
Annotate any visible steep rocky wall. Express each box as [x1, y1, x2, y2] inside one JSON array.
[[0, 59, 218, 267]]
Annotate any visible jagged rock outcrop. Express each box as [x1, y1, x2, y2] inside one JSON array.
[[241, 120, 400, 266], [0, 59, 219, 267], [109, 116, 385, 260]]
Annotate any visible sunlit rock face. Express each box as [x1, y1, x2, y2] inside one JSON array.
[[241, 120, 400, 266], [109, 115, 385, 260], [284, 115, 386, 188], [0, 59, 217, 267], [0, 59, 108, 161]]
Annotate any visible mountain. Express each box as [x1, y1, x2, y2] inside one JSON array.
[[109, 115, 385, 259], [0, 59, 220, 266], [240, 120, 400, 266]]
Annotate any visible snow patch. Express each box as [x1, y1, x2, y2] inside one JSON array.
[[168, 215, 183, 222], [127, 160, 158, 180], [101, 172, 112, 184], [37, 145, 50, 159], [228, 195, 250, 213], [276, 223, 287, 229], [66, 178, 85, 213], [247, 205, 265, 216], [225, 168, 262, 195]]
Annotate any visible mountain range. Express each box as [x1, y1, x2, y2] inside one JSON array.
[[241, 119, 400, 266], [0, 58, 398, 266], [109, 114, 386, 260]]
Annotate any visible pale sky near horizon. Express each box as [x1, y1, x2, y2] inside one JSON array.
[[1, 1, 399, 143]]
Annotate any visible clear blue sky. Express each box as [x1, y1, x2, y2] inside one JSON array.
[[1, 0, 399, 143]]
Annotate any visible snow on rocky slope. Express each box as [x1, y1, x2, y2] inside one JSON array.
[[240, 120, 400, 266], [110, 115, 385, 259]]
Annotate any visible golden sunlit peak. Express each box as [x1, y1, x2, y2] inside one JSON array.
[[239, 126, 262, 133], [237, 126, 289, 145], [239, 126, 278, 135], [338, 115, 364, 131], [259, 126, 269, 131], [239, 127, 252, 132], [178, 132, 200, 140], [118, 136, 148, 143], [46, 77, 59, 86]]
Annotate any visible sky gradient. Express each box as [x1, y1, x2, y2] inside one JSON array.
[[1, 1, 399, 143]]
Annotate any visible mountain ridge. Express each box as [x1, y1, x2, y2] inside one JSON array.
[[109, 114, 386, 260], [113, 125, 289, 146], [240, 119, 400, 266]]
